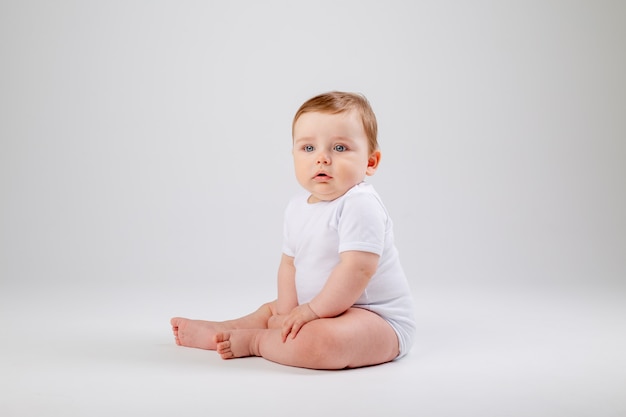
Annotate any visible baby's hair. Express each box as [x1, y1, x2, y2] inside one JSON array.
[[292, 91, 379, 153]]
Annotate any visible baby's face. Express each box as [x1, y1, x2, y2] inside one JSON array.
[[292, 110, 380, 203]]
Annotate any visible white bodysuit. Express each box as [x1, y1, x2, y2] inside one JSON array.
[[282, 182, 416, 358]]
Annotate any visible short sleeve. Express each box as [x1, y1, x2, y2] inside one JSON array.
[[337, 191, 387, 255]]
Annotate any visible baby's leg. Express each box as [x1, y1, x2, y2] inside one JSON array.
[[171, 300, 277, 350], [214, 307, 399, 369]]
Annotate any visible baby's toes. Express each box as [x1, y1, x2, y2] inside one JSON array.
[[217, 340, 230, 354]]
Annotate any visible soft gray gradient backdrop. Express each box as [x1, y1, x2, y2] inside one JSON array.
[[2, 1, 624, 290], [1, 1, 625, 416]]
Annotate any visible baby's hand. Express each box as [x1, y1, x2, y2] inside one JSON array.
[[281, 303, 319, 342]]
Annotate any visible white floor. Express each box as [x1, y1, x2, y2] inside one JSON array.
[[1, 281, 624, 417]]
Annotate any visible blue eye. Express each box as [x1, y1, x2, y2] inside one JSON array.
[[304, 145, 314, 152], [334, 144, 346, 152]]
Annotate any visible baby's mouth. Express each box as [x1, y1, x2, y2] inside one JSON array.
[[313, 171, 332, 181]]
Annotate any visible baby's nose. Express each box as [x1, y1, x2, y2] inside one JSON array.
[[317, 152, 330, 164]]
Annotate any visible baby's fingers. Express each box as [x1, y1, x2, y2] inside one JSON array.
[[281, 319, 305, 343], [281, 321, 293, 343], [289, 320, 306, 339]]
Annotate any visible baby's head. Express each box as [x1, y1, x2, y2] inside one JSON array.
[[292, 91, 379, 154]]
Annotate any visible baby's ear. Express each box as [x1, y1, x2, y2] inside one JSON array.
[[366, 150, 381, 176]]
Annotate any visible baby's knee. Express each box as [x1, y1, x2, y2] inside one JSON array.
[[261, 300, 279, 315], [267, 314, 284, 329]]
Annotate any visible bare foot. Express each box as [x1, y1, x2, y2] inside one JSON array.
[[214, 330, 260, 359], [170, 317, 228, 350]]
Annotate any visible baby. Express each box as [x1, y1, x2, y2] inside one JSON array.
[[171, 91, 416, 369]]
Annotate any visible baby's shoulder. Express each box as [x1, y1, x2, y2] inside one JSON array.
[[343, 183, 384, 206], [339, 183, 388, 218]]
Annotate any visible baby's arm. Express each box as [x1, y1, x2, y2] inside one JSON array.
[[309, 250, 379, 317], [276, 253, 298, 315], [281, 250, 379, 341]]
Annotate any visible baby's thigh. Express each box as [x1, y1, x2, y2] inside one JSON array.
[[307, 308, 399, 367]]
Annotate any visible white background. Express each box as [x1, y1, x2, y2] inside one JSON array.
[[1, 1, 625, 416]]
